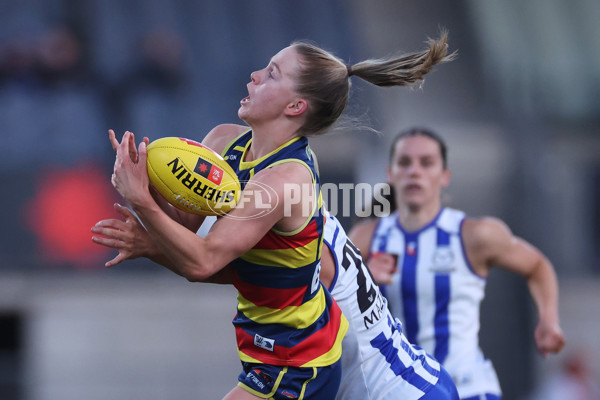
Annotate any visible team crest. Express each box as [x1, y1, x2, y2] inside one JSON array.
[[406, 242, 417, 256], [254, 333, 275, 352], [429, 247, 455, 273]]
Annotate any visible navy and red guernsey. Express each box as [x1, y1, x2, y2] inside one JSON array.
[[221, 130, 348, 367]]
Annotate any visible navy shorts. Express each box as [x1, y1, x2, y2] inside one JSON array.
[[237, 360, 342, 400]]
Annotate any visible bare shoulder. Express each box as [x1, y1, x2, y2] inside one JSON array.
[[348, 218, 379, 258], [202, 123, 250, 154], [462, 216, 514, 268], [462, 216, 512, 247]]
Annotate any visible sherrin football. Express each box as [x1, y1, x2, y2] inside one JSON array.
[[146, 137, 241, 216]]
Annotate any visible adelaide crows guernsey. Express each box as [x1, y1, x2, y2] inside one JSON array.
[[324, 211, 441, 400], [221, 130, 348, 368], [370, 208, 502, 398]]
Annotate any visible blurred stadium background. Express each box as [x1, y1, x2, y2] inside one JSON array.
[[0, 0, 599, 399]]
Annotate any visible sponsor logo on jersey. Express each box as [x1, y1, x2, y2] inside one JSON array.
[[254, 333, 275, 352], [246, 368, 272, 390], [363, 291, 387, 329]]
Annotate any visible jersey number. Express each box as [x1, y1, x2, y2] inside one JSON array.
[[342, 241, 377, 313], [311, 262, 322, 294]]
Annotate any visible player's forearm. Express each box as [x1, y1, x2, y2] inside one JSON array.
[[527, 257, 561, 323], [132, 201, 220, 281], [148, 251, 234, 284]]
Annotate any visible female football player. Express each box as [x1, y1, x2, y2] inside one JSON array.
[[348, 128, 566, 399], [102, 35, 455, 399]]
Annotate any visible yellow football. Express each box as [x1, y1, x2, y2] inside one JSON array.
[[146, 137, 240, 216]]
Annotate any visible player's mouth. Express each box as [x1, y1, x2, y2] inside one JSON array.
[[241, 95, 250, 105], [404, 183, 423, 192]]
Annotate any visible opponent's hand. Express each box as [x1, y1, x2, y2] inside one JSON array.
[[368, 252, 398, 285], [91, 203, 155, 267], [534, 319, 566, 358]]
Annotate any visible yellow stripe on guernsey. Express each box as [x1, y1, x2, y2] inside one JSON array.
[[236, 317, 348, 368], [238, 287, 327, 328], [237, 136, 303, 171], [303, 318, 347, 367], [241, 235, 320, 268]]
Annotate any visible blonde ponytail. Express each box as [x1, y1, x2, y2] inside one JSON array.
[[292, 30, 455, 135], [349, 30, 456, 87]]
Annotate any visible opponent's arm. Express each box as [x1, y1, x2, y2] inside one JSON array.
[[348, 218, 397, 285], [463, 217, 566, 357]]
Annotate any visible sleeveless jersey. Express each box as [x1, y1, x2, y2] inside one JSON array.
[[221, 130, 348, 368], [323, 211, 442, 399], [370, 208, 502, 398]]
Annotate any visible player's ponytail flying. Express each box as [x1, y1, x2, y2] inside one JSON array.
[[291, 30, 456, 136], [348, 30, 455, 87]]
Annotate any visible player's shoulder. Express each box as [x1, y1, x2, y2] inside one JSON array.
[[462, 215, 513, 250], [349, 218, 379, 237], [348, 218, 378, 256], [253, 159, 314, 190], [202, 124, 250, 155]]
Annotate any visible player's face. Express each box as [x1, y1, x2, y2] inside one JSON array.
[[388, 135, 450, 209], [238, 46, 302, 124]]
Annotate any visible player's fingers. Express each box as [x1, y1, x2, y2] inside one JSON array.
[[106, 253, 126, 268], [552, 335, 566, 353], [91, 235, 123, 249], [108, 129, 119, 152], [93, 219, 128, 232], [116, 132, 130, 161], [125, 131, 139, 162], [114, 203, 135, 219], [139, 140, 147, 160]]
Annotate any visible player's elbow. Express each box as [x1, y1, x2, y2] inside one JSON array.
[[181, 262, 216, 282]]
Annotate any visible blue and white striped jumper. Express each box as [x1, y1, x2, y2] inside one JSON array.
[[324, 211, 450, 400], [370, 208, 502, 399]]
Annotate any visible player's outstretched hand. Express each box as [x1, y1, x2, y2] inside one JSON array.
[[108, 129, 149, 162], [112, 131, 150, 205], [91, 203, 154, 267], [534, 319, 566, 358]]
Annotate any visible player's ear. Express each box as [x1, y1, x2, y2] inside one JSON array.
[[285, 99, 308, 116], [441, 169, 451, 188]]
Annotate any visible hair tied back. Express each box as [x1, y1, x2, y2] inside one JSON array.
[[346, 64, 353, 77]]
